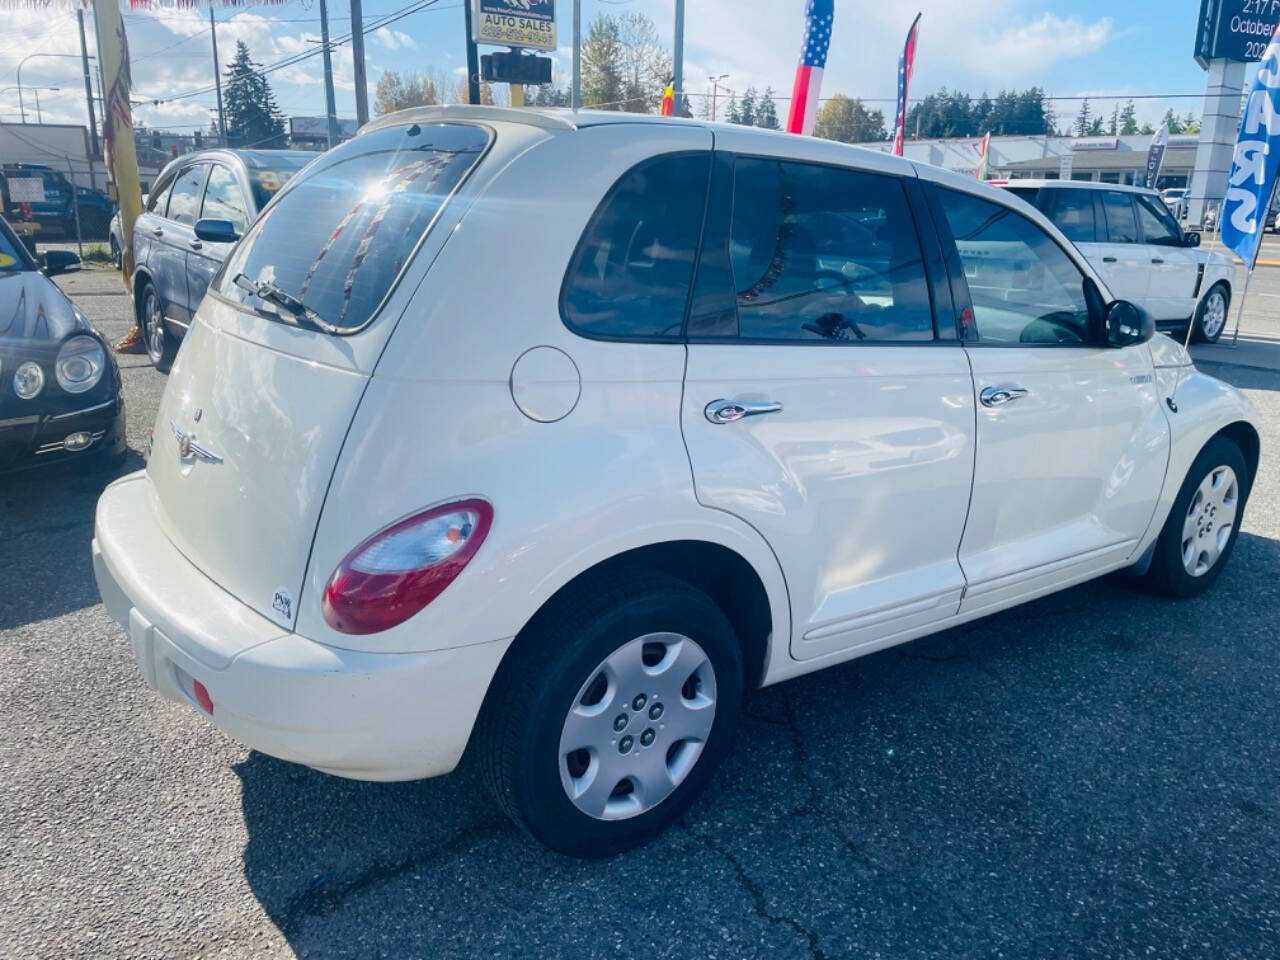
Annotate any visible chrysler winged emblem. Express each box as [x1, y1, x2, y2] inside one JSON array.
[[170, 420, 222, 464]]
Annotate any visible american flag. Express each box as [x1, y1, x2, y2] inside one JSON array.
[[785, 0, 834, 136], [893, 13, 922, 157]]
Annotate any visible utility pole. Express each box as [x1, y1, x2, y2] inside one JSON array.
[[350, 0, 369, 126], [462, 0, 481, 105], [709, 74, 727, 122], [672, 0, 684, 117], [319, 0, 339, 147], [572, 0, 581, 110], [77, 10, 99, 158], [210, 7, 226, 146]]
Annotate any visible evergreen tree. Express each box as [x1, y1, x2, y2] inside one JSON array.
[[223, 41, 285, 148], [757, 87, 780, 129], [724, 94, 741, 125], [736, 87, 757, 127], [1118, 99, 1139, 135], [1074, 98, 1092, 138]]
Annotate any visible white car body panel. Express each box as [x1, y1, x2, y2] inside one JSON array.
[[93, 108, 1262, 783]]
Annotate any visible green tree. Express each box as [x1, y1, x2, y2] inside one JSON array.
[[374, 70, 439, 115], [734, 87, 757, 127], [1183, 112, 1201, 134], [1119, 99, 1139, 135], [1073, 98, 1093, 138], [757, 87, 780, 129], [223, 41, 285, 148], [814, 93, 887, 142], [582, 16, 624, 109], [724, 94, 741, 124]]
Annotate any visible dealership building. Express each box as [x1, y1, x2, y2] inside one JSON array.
[[855, 133, 1200, 190]]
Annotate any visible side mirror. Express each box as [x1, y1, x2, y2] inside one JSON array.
[[194, 218, 239, 243], [40, 249, 82, 277], [1184, 230, 1201, 248], [1104, 300, 1154, 348]]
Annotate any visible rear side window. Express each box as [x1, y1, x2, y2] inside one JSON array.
[[216, 122, 489, 332], [1100, 191, 1139, 244], [1134, 194, 1181, 246], [166, 164, 209, 226], [561, 153, 710, 340], [1046, 189, 1097, 243]]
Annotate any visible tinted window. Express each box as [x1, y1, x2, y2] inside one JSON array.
[[562, 153, 709, 340], [1134, 194, 1181, 246], [201, 164, 248, 234], [1047, 188, 1096, 243], [1101, 191, 1139, 244], [1004, 187, 1041, 205], [723, 158, 932, 342], [937, 188, 1090, 345], [243, 154, 312, 210], [147, 171, 175, 214], [217, 122, 489, 332], [166, 164, 208, 226]]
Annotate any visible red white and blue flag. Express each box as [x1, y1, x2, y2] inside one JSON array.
[[785, 0, 834, 136], [893, 13, 922, 156]]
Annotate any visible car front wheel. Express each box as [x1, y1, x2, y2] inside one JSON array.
[[479, 570, 744, 857], [1148, 436, 1248, 597], [1193, 284, 1230, 344], [142, 285, 177, 372]]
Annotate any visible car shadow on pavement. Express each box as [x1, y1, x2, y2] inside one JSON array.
[[237, 532, 1280, 960], [0, 450, 143, 631]]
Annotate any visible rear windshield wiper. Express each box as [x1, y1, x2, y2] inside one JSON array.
[[232, 272, 342, 334]]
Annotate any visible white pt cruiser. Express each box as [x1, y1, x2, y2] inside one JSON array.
[[94, 107, 1261, 857]]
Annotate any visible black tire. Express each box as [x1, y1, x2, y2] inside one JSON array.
[[1192, 283, 1230, 344], [477, 569, 744, 858], [140, 284, 177, 372], [1148, 436, 1249, 598]]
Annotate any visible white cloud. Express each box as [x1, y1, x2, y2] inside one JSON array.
[[373, 28, 416, 52]]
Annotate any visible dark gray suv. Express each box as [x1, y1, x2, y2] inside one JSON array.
[[130, 149, 314, 370]]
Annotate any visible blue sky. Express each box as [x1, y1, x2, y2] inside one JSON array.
[[0, 0, 1219, 134]]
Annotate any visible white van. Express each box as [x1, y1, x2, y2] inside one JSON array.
[[94, 107, 1260, 856]]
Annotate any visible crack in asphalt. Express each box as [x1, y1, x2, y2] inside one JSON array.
[[277, 818, 507, 938]]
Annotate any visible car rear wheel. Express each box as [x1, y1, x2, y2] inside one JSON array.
[[1193, 284, 1229, 344], [142, 285, 177, 372], [1148, 436, 1248, 597], [478, 569, 744, 858]]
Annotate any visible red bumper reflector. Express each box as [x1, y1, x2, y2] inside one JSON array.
[[192, 679, 214, 715]]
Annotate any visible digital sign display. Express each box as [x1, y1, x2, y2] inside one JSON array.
[[1197, 0, 1279, 65]]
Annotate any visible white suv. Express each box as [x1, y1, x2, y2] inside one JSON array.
[[94, 107, 1260, 857], [1002, 180, 1235, 343]]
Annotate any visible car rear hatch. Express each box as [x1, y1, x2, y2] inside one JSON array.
[[143, 117, 523, 631]]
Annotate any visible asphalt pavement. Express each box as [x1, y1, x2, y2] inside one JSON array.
[[2, 265, 1280, 960]]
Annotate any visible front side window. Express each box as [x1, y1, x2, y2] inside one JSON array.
[[147, 171, 175, 214], [723, 158, 932, 342], [1101, 191, 1139, 244], [166, 164, 209, 226], [1047, 188, 1097, 244], [201, 165, 248, 234], [562, 152, 710, 340], [216, 122, 490, 332], [1134, 194, 1182, 246], [936, 187, 1090, 345]]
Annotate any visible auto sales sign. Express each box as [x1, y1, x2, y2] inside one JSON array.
[[471, 0, 556, 51]]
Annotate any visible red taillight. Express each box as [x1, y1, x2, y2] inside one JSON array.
[[192, 679, 214, 715], [322, 499, 493, 635]]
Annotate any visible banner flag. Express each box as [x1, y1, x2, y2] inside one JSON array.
[[892, 12, 922, 156], [976, 132, 991, 180], [1222, 27, 1280, 269], [785, 0, 834, 136], [1143, 123, 1169, 190], [661, 83, 675, 117]]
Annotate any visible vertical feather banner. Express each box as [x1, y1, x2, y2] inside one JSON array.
[[893, 12, 922, 157], [785, 0, 833, 136]]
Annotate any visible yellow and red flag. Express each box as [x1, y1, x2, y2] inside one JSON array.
[[661, 83, 675, 117]]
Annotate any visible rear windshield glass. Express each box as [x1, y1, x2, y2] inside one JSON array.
[[215, 122, 489, 332]]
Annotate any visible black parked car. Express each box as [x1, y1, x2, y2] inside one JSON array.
[[131, 149, 314, 370], [0, 217, 125, 474]]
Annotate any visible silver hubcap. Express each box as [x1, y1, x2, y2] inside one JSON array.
[[147, 294, 165, 361], [1202, 291, 1227, 339], [558, 632, 717, 821], [1181, 464, 1238, 577]]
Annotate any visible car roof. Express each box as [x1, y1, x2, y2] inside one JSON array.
[[1000, 178, 1160, 198], [154, 147, 316, 183]]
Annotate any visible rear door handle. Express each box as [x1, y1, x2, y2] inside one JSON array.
[[1151, 258, 1164, 264], [1102, 256, 1117, 263], [980, 385, 1029, 407], [705, 399, 783, 424], [151, 227, 164, 237]]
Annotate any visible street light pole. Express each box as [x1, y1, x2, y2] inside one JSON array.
[[709, 74, 728, 122], [672, 0, 684, 117], [572, 0, 581, 110]]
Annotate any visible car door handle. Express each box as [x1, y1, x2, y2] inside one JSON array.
[[1102, 256, 1117, 263], [189, 239, 202, 250], [704, 399, 783, 424], [1151, 258, 1164, 264], [980, 385, 1029, 407], [151, 227, 163, 237]]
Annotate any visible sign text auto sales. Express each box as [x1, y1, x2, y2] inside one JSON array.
[[471, 0, 557, 51]]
